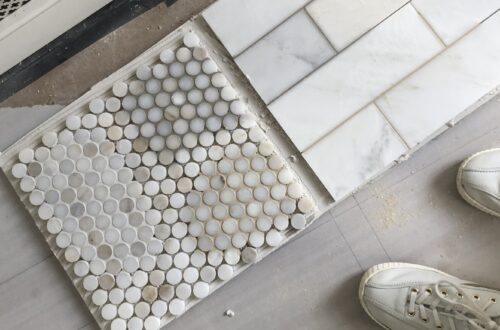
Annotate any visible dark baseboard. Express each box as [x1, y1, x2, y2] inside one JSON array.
[[0, 0, 177, 103]]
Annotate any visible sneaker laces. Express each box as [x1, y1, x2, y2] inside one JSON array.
[[407, 280, 498, 329]]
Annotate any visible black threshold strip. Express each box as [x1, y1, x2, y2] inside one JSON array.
[[0, 0, 177, 103]]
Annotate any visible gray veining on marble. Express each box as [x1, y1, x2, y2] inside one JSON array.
[[268, 5, 443, 152], [412, 0, 500, 45], [202, 0, 310, 56], [303, 104, 407, 199], [377, 10, 500, 147], [235, 10, 335, 104]]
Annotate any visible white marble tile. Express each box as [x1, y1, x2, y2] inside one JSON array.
[[303, 104, 407, 200], [376, 11, 500, 147], [202, 0, 310, 56], [412, 0, 500, 45], [306, 0, 408, 50], [235, 10, 335, 104], [269, 5, 443, 152]]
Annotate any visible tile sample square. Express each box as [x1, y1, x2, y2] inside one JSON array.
[[0, 27, 317, 330], [412, 0, 500, 45], [303, 104, 407, 200], [306, 0, 408, 50], [202, 0, 309, 56], [376, 11, 500, 147], [235, 10, 335, 104], [269, 5, 443, 152]]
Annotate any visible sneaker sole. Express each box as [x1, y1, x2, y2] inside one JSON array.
[[456, 148, 500, 218], [358, 262, 454, 330]]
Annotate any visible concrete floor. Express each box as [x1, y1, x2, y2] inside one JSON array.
[[2, 2, 500, 330]]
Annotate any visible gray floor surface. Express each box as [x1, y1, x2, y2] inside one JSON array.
[[2, 95, 500, 330]]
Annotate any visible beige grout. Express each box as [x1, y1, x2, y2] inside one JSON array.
[[266, 1, 412, 106], [212, 0, 499, 158], [410, 2, 448, 47], [302, 6, 337, 53], [373, 102, 411, 150], [481, 7, 500, 23], [232, 0, 315, 59]]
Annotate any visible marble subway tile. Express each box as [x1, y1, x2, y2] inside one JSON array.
[[235, 10, 335, 104], [376, 11, 500, 147], [202, 0, 310, 56], [303, 104, 407, 200], [306, 0, 408, 50], [412, 0, 500, 45], [269, 5, 443, 152]]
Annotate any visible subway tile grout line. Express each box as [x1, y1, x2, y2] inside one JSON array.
[[356, 125, 500, 206], [481, 7, 500, 23], [372, 102, 412, 150], [266, 1, 412, 106], [302, 7, 337, 53], [232, 0, 315, 59], [299, 44, 429, 154], [327, 0, 412, 51], [352, 195, 393, 263], [410, 2, 447, 47], [300, 9, 495, 154]]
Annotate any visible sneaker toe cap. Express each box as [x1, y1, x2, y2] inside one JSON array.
[[359, 263, 460, 329], [459, 150, 500, 214]]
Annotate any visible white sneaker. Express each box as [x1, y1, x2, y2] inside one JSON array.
[[359, 263, 500, 330], [457, 148, 500, 218]]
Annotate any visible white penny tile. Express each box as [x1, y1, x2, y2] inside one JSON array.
[[269, 4, 443, 152], [306, 0, 407, 50], [235, 10, 335, 104], [412, 0, 500, 45], [0, 26, 317, 330], [377, 11, 500, 147], [202, 0, 309, 56], [303, 104, 407, 200]]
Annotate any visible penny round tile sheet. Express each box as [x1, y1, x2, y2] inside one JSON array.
[[0, 27, 316, 330]]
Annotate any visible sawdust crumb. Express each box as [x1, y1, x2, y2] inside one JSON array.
[[371, 186, 415, 228]]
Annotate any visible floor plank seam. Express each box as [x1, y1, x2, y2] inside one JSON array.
[[0, 254, 52, 287], [353, 195, 392, 264]]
